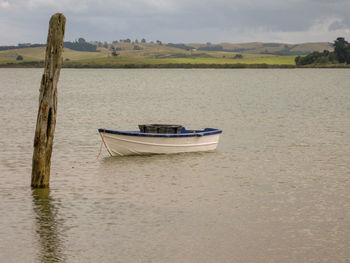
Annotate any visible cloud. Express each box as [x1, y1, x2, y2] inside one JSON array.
[[329, 20, 348, 31], [0, 0, 350, 45], [0, 1, 10, 8]]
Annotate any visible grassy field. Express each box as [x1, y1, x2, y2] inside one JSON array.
[[0, 47, 109, 63], [71, 55, 296, 66], [0, 41, 338, 68]]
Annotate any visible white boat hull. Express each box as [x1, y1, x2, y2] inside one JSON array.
[[100, 132, 221, 156]]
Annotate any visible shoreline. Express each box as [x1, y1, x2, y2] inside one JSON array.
[[0, 61, 349, 69]]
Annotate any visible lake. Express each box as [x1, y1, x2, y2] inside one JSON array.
[[0, 68, 349, 263]]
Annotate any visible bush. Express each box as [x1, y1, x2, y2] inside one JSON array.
[[295, 50, 336, 65], [16, 55, 23, 61], [133, 45, 143, 50]]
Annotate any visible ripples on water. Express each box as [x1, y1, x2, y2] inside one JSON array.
[[0, 69, 349, 263]]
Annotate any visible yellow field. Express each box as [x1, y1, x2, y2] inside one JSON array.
[[0, 47, 109, 63], [78, 56, 295, 65]]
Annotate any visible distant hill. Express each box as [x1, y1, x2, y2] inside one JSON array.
[[192, 42, 333, 55], [0, 41, 333, 56], [0, 39, 98, 52], [0, 40, 339, 68]]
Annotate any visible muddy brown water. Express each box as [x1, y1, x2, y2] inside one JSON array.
[[0, 68, 349, 263]]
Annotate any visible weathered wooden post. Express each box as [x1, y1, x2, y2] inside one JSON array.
[[31, 13, 66, 188]]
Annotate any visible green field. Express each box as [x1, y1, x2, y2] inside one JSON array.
[[0, 41, 340, 68]]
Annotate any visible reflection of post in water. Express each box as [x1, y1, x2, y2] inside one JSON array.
[[32, 188, 65, 263]]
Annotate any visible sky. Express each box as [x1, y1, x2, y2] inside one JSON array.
[[0, 0, 350, 45]]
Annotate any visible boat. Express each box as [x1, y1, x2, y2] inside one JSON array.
[[98, 124, 222, 156]]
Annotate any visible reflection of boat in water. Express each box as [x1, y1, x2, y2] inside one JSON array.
[[98, 124, 222, 156]]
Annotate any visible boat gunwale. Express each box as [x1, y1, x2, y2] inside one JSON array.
[[98, 128, 222, 138]]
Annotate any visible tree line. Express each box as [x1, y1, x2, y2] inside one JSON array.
[[0, 43, 44, 51], [295, 37, 350, 65], [63, 38, 97, 52]]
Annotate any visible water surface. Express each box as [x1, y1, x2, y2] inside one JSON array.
[[0, 69, 349, 263]]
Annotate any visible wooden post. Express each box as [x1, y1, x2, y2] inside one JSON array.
[[31, 13, 66, 188]]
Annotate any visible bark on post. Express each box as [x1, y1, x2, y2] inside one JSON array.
[[31, 13, 66, 188]]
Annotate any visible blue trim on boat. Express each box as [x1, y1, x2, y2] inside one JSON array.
[[98, 128, 222, 138]]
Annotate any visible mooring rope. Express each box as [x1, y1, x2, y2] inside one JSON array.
[[96, 128, 106, 160]]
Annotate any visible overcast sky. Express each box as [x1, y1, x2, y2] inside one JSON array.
[[1, 0, 350, 45]]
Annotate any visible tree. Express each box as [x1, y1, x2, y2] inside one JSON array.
[[111, 51, 118, 56], [78, 37, 86, 44], [16, 55, 23, 60], [141, 38, 146, 43], [334, 37, 350, 63], [346, 46, 350, 64]]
